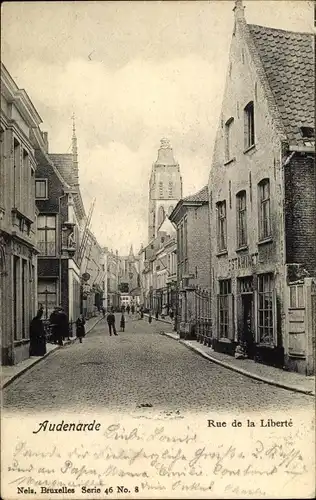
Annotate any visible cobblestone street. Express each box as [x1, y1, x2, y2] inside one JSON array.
[[3, 316, 314, 415]]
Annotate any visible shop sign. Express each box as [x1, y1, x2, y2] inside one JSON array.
[[228, 252, 258, 271]]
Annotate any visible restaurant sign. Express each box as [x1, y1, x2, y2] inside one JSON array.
[[228, 252, 258, 271]]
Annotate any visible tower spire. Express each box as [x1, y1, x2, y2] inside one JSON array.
[[71, 112, 79, 186], [233, 0, 245, 20]]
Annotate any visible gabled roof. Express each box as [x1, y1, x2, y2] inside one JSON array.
[[49, 154, 75, 187], [183, 185, 209, 204], [169, 185, 209, 224], [49, 153, 86, 220], [248, 24, 314, 147]]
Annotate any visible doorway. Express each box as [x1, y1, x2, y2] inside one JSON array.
[[238, 277, 255, 358]]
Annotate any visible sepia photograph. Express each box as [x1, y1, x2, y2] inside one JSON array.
[[0, 1, 315, 498]]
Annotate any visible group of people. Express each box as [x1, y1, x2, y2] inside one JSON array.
[[29, 306, 87, 357]]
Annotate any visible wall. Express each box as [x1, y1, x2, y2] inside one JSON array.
[[284, 153, 316, 276], [187, 204, 211, 290]]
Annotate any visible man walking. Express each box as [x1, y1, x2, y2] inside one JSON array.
[[107, 308, 118, 336]]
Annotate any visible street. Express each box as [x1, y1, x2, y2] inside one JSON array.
[[3, 316, 314, 414]]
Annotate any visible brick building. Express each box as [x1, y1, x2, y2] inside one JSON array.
[[35, 120, 86, 327], [208, 1, 315, 373], [0, 64, 42, 365], [170, 186, 211, 338]]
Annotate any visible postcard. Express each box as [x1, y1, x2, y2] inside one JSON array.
[[1, 1, 315, 499]]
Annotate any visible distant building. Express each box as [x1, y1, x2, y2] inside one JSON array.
[[209, 0, 315, 373], [81, 229, 105, 317], [118, 245, 140, 296], [141, 217, 177, 315], [106, 249, 120, 310], [148, 139, 182, 241], [0, 63, 42, 365], [170, 185, 211, 338]]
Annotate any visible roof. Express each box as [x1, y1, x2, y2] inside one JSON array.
[[248, 24, 315, 147], [183, 185, 209, 204], [49, 154, 75, 186]]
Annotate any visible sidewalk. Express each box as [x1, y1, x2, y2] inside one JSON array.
[[1, 314, 103, 390], [160, 331, 315, 396]]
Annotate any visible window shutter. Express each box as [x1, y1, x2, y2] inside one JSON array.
[[272, 288, 277, 346], [228, 293, 235, 340]]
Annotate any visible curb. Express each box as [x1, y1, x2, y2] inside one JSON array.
[[144, 313, 174, 326], [2, 315, 104, 390], [159, 331, 315, 397]]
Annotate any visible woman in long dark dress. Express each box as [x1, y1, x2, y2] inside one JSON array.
[[29, 309, 47, 356], [76, 315, 86, 343]]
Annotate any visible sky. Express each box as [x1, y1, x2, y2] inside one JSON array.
[[1, 1, 313, 255]]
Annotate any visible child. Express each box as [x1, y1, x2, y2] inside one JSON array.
[[120, 312, 125, 332]]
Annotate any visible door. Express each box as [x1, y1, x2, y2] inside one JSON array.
[[242, 293, 255, 357]]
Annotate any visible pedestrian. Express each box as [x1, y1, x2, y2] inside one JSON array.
[[102, 307, 106, 317], [107, 308, 118, 336], [76, 314, 86, 343], [120, 312, 125, 332], [58, 307, 69, 341], [155, 310, 159, 320], [148, 311, 152, 324], [140, 306, 144, 319], [49, 306, 61, 345], [126, 305, 130, 315], [29, 308, 47, 356], [131, 304, 135, 315]]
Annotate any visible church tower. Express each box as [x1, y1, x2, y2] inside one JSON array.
[[148, 138, 182, 242]]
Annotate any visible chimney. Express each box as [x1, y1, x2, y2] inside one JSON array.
[[72, 113, 79, 187], [233, 0, 245, 20]]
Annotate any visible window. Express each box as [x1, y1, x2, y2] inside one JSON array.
[[0, 129, 5, 210], [14, 139, 21, 208], [168, 181, 173, 198], [35, 179, 48, 199], [37, 215, 56, 256], [21, 259, 27, 338], [217, 201, 227, 251], [258, 179, 271, 240], [158, 205, 165, 227], [244, 101, 255, 149], [218, 279, 232, 338], [38, 280, 57, 320], [236, 190, 247, 247], [159, 181, 163, 198], [258, 274, 274, 344], [289, 284, 304, 308], [13, 255, 19, 340], [177, 216, 188, 279], [225, 117, 234, 161]]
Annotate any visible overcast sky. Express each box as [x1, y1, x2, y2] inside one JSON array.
[[2, 1, 313, 255]]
